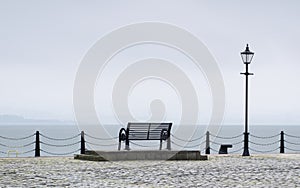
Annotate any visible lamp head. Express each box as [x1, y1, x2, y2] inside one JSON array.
[[241, 44, 254, 64]]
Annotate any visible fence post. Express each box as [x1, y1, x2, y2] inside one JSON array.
[[205, 131, 210, 154], [35, 131, 40, 157], [280, 131, 284, 153], [81, 131, 85, 154]]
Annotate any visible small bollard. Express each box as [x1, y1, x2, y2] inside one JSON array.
[[219, 144, 232, 154]]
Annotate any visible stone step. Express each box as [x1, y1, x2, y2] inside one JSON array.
[[75, 150, 208, 161]]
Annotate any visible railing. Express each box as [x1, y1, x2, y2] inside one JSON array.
[[0, 130, 300, 157], [0, 133, 36, 156], [0, 131, 119, 157], [172, 131, 300, 154]]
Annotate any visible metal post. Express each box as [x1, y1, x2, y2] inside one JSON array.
[[240, 44, 254, 156], [35, 131, 40, 157], [205, 131, 210, 154], [241, 63, 252, 156], [81, 131, 85, 154], [245, 63, 249, 135], [280, 131, 285, 153]]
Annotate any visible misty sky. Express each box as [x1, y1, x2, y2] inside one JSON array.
[[0, 0, 300, 125]]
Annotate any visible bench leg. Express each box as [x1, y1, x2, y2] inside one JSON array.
[[159, 140, 162, 150], [118, 141, 121, 151], [167, 138, 171, 150], [125, 139, 130, 150]]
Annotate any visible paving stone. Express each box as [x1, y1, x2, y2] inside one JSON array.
[[0, 154, 299, 187]]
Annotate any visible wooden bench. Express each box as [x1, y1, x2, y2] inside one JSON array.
[[118, 122, 172, 150]]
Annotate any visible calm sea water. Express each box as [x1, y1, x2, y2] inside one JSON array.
[[0, 124, 299, 157]]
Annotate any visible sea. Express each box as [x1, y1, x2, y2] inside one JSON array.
[[0, 124, 299, 157]]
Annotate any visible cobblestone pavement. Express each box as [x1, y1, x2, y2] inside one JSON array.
[[0, 154, 299, 187]]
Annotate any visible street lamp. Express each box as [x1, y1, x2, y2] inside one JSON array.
[[240, 44, 254, 156]]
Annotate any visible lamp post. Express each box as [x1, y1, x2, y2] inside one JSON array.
[[240, 44, 254, 156]]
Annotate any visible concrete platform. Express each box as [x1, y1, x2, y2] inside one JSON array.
[[74, 150, 208, 161]]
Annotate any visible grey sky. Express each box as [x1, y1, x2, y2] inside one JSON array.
[[0, 0, 300, 125]]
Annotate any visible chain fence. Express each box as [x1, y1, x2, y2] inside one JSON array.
[[1, 130, 300, 157]]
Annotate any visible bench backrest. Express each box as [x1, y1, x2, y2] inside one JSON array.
[[127, 122, 172, 140]]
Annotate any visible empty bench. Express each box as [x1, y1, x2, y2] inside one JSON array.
[[118, 122, 172, 150]]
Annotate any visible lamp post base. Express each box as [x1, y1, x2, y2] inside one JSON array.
[[242, 132, 250, 156], [242, 149, 250, 156]]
